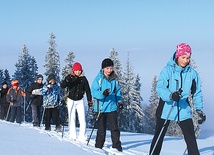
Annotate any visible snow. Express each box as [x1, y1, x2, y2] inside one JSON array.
[[0, 120, 213, 155]]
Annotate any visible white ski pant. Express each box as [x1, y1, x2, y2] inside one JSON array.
[[67, 98, 87, 141]]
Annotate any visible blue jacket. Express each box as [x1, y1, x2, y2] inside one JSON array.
[[41, 83, 61, 108], [91, 70, 122, 113], [156, 53, 203, 121]]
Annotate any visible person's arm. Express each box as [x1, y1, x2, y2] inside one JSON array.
[[84, 77, 92, 102], [60, 74, 77, 88], [91, 76, 105, 100], [192, 72, 203, 111]]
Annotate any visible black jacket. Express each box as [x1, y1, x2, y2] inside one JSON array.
[[26, 82, 43, 106], [61, 73, 92, 102], [0, 87, 9, 106]]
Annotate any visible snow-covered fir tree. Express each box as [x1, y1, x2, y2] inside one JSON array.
[[119, 53, 143, 132], [143, 75, 159, 134], [61, 51, 75, 79], [3, 69, 11, 87], [109, 48, 123, 79], [130, 74, 144, 132], [13, 44, 38, 89], [44, 33, 60, 83]]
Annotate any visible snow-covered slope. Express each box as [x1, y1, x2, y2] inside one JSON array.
[[0, 120, 213, 155]]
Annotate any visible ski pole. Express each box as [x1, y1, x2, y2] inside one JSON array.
[[25, 100, 32, 112], [5, 105, 11, 121], [23, 89, 26, 122], [150, 100, 176, 155], [87, 97, 106, 146], [150, 80, 181, 155], [87, 111, 101, 145], [40, 106, 46, 127], [183, 125, 200, 155]]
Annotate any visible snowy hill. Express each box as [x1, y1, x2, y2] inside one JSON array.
[[0, 120, 213, 155]]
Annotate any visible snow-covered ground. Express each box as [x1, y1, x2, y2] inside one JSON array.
[[0, 120, 213, 155]]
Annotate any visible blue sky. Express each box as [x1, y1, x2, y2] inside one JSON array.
[[0, 0, 214, 129]]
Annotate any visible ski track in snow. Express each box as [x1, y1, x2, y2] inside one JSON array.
[[20, 122, 146, 155]]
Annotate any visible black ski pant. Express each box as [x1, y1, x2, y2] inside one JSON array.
[[0, 105, 9, 120], [95, 111, 122, 150], [10, 106, 21, 123], [31, 104, 41, 124], [45, 107, 61, 129], [149, 117, 199, 155]]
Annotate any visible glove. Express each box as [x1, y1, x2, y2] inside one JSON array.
[[196, 110, 206, 124], [170, 89, 182, 102], [118, 102, 123, 110], [65, 75, 72, 82], [102, 89, 110, 97], [88, 101, 93, 108], [65, 75, 77, 82]]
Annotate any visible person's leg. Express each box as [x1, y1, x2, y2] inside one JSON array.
[[67, 98, 76, 139], [45, 108, 51, 130], [10, 106, 16, 123], [31, 104, 38, 125], [3, 105, 9, 120], [52, 107, 61, 128], [16, 106, 22, 123], [149, 117, 170, 155], [1, 106, 7, 119], [179, 119, 200, 155], [36, 105, 41, 125], [0, 105, 4, 119], [107, 111, 122, 151], [76, 99, 87, 141], [95, 113, 107, 149]]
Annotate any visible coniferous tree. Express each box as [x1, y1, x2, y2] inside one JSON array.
[[61, 51, 75, 79], [109, 48, 123, 79], [44, 33, 60, 83], [143, 75, 159, 134], [119, 53, 137, 132], [3, 69, 11, 87], [13, 44, 38, 89], [130, 74, 144, 132]]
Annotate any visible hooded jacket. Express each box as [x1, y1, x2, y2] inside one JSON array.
[[156, 53, 203, 121], [60, 72, 92, 102], [6, 87, 25, 107], [41, 83, 61, 108], [91, 70, 122, 113]]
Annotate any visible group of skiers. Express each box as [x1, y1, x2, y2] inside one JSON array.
[[0, 43, 207, 154]]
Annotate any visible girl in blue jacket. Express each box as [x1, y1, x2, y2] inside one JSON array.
[[91, 58, 123, 152], [149, 43, 206, 155]]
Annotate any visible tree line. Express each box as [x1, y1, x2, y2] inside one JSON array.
[[0, 33, 201, 136]]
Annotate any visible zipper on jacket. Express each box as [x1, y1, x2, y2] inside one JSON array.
[[177, 70, 183, 123]]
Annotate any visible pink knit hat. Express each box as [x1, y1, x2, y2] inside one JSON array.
[[175, 43, 192, 58]]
